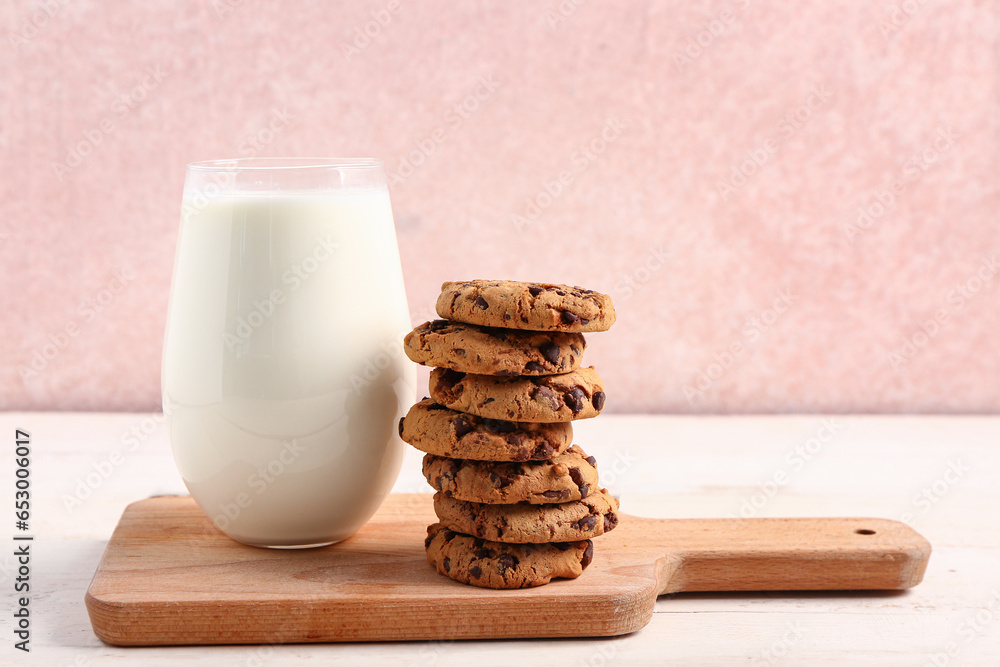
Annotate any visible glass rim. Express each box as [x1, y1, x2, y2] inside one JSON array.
[[186, 158, 383, 172]]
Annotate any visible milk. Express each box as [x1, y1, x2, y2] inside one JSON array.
[[162, 190, 414, 546]]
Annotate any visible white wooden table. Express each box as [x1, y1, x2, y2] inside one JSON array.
[[1, 412, 997, 666]]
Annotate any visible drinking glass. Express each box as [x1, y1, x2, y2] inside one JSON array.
[[162, 158, 414, 547]]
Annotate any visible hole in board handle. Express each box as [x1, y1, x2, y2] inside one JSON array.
[[855, 529, 877, 535]]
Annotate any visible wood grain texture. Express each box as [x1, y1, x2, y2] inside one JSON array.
[[85, 494, 930, 646]]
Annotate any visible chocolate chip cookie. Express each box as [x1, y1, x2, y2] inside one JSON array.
[[429, 366, 606, 422], [404, 319, 586, 376], [423, 445, 600, 504], [436, 280, 616, 333], [399, 398, 573, 461], [424, 523, 593, 589], [433, 489, 619, 543]]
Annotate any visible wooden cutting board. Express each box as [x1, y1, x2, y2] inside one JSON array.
[[85, 494, 930, 645]]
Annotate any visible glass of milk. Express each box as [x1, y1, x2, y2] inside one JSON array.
[[162, 158, 415, 548]]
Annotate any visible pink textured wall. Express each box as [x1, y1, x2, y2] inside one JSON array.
[[1, 1, 997, 413]]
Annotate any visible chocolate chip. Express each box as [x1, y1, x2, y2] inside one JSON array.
[[604, 511, 618, 532], [552, 541, 571, 551], [483, 418, 516, 434], [475, 296, 489, 309], [561, 310, 580, 325], [439, 369, 465, 385], [528, 286, 543, 297], [532, 385, 560, 411], [443, 529, 456, 541], [555, 290, 565, 296], [427, 402, 450, 411], [480, 397, 495, 405], [580, 540, 594, 568], [454, 348, 466, 356], [592, 391, 606, 411], [443, 556, 451, 572], [568, 468, 590, 498], [398, 417, 405, 437], [435, 369, 466, 398], [428, 319, 450, 331], [497, 553, 518, 572], [453, 417, 474, 438], [490, 471, 513, 489], [539, 342, 561, 364], [525, 361, 545, 373], [469, 565, 482, 579], [484, 327, 508, 341], [580, 318, 590, 325], [474, 547, 495, 559], [531, 442, 555, 459], [495, 370, 518, 377], [585, 455, 597, 467], [542, 489, 571, 500], [565, 388, 586, 413], [572, 515, 598, 531], [424, 533, 434, 548]]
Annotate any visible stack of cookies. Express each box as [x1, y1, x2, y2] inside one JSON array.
[[398, 279, 619, 589]]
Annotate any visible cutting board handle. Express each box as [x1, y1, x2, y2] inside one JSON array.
[[643, 517, 931, 594]]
